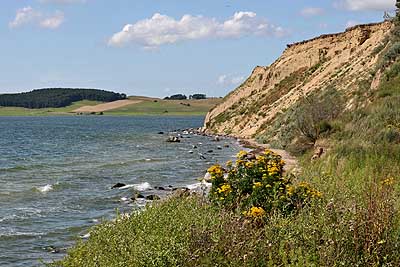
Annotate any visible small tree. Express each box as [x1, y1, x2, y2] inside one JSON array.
[[295, 89, 343, 145]]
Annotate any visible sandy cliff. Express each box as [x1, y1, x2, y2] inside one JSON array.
[[205, 22, 392, 139]]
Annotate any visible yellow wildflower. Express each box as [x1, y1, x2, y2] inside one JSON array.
[[217, 184, 232, 195], [245, 162, 254, 168], [208, 164, 223, 177], [286, 185, 295, 196], [381, 177, 395, 186], [268, 166, 280, 175], [237, 150, 248, 159], [247, 206, 266, 217], [253, 182, 262, 189]]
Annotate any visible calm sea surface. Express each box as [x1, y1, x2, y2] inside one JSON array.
[[0, 116, 240, 267]]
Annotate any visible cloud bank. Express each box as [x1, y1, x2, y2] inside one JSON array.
[[217, 74, 245, 86], [109, 12, 285, 49], [38, 0, 86, 4], [9, 6, 64, 29], [335, 0, 395, 11], [300, 7, 325, 17]]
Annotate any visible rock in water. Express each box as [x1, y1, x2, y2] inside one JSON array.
[[154, 186, 166, 191], [111, 183, 126, 189], [131, 193, 145, 201], [166, 136, 181, 143], [204, 172, 212, 182], [146, 195, 161, 200]]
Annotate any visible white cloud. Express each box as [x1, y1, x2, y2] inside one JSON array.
[[300, 7, 325, 17], [217, 74, 245, 86], [40, 11, 64, 29], [9, 6, 41, 28], [319, 23, 328, 29], [345, 20, 359, 28], [334, 0, 395, 11], [9, 6, 64, 29], [108, 12, 285, 49]]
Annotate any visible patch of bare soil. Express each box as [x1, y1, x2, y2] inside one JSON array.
[[74, 100, 141, 113]]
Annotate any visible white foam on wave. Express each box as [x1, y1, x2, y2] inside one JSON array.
[[119, 182, 152, 191], [37, 184, 53, 193], [0, 230, 45, 237]]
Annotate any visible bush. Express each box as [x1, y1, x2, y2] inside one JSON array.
[[208, 150, 322, 219]]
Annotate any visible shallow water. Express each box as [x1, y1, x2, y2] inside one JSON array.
[[0, 116, 240, 267]]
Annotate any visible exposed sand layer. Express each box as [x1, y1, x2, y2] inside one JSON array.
[[74, 100, 141, 113]]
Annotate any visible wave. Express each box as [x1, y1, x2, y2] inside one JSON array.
[[0, 166, 29, 172], [119, 182, 152, 191], [0, 231, 45, 238], [0, 164, 48, 173], [36, 184, 53, 193], [99, 158, 162, 169]]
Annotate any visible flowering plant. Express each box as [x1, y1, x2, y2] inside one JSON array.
[[208, 150, 322, 219]]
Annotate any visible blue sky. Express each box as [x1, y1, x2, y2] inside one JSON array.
[[0, 0, 395, 97]]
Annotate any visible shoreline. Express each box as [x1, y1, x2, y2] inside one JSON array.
[[185, 128, 299, 173]]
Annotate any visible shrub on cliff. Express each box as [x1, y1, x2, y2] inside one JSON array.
[[208, 150, 322, 220]]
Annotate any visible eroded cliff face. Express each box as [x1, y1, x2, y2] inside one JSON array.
[[205, 22, 392, 138]]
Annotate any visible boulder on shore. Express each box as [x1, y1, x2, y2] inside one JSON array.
[[146, 195, 161, 201], [166, 136, 181, 143], [111, 183, 126, 189], [173, 187, 191, 198], [131, 193, 145, 201]]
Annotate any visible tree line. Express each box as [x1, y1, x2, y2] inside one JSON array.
[[164, 94, 207, 100], [0, 88, 127, 109]]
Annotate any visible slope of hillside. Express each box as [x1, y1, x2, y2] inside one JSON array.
[[205, 22, 392, 140]]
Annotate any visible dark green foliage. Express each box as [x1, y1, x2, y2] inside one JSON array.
[[164, 94, 187, 100], [189, 94, 206, 99], [0, 88, 126, 109], [256, 88, 343, 155]]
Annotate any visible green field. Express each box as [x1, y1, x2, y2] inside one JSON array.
[[105, 97, 221, 116], [0, 100, 101, 116], [0, 97, 222, 116]]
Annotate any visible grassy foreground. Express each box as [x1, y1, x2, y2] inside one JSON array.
[[51, 117, 400, 264]]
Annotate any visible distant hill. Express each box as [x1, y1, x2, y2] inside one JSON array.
[[0, 88, 127, 109]]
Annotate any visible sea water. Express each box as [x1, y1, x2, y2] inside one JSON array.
[[0, 116, 240, 267]]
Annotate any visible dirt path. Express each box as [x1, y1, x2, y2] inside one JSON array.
[[240, 138, 299, 173], [74, 100, 141, 113]]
